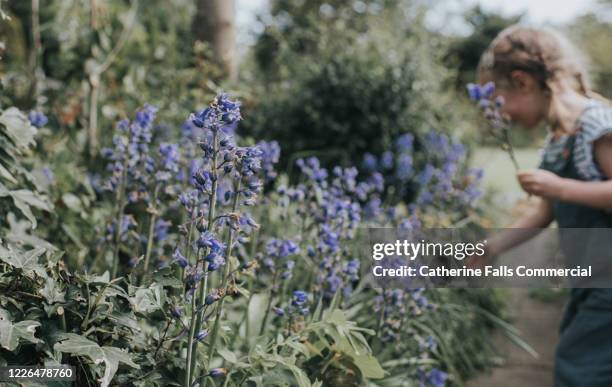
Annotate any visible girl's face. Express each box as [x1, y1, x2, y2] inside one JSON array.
[[487, 71, 550, 129]]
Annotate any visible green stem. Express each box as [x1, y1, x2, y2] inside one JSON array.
[[141, 184, 161, 284], [188, 260, 210, 380], [259, 271, 278, 335], [189, 129, 220, 381], [184, 273, 199, 387], [207, 178, 242, 364], [243, 230, 259, 345], [244, 280, 254, 344], [111, 159, 128, 279]]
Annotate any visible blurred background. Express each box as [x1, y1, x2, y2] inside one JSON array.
[[1, 1, 610, 385], [1, 0, 610, 202]]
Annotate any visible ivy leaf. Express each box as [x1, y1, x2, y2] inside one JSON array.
[[54, 334, 139, 387], [130, 284, 164, 314], [0, 162, 16, 183], [273, 357, 312, 387], [54, 333, 104, 362], [0, 107, 37, 150], [61, 193, 83, 212], [0, 247, 47, 279], [8, 189, 52, 229], [217, 347, 238, 363], [0, 320, 42, 351], [6, 213, 57, 251], [99, 346, 140, 387], [353, 353, 385, 379], [39, 277, 66, 304]]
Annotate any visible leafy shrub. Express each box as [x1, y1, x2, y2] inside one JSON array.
[[0, 94, 508, 387], [240, 5, 463, 170]]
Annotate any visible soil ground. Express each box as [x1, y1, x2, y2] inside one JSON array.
[[469, 147, 566, 387], [467, 288, 566, 387]]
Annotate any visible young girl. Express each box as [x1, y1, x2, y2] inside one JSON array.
[[467, 25, 612, 386]]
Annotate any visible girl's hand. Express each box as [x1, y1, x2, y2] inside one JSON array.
[[516, 169, 564, 199]]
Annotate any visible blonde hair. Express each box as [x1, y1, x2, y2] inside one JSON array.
[[478, 25, 608, 103]]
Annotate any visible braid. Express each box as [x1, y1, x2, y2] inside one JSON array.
[[478, 25, 612, 131], [479, 25, 600, 97]]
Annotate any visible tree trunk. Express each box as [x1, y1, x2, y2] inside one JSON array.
[[192, 0, 236, 80]]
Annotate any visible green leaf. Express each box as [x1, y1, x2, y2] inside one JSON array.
[[281, 361, 312, 387], [0, 181, 8, 196], [130, 284, 164, 313], [54, 334, 138, 387], [0, 107, 37, 150], [353, 353, 385, 379], [39, 277, 66, 304], [6, 213, 57, 251], [0, 163, 16, 184], [11, 193, 37, 227], [217, 347, 238, 363], [0, 247, 47, 278], [0, 320, 42, 351], [10, 189, 51, 211], [10, 189, 52, 228], [99, 346, 139, 387], [54, 333, 104, 361], [61, 193, 82, 212]]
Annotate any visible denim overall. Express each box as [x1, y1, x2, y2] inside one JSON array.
[[539, 127, 612, 386]]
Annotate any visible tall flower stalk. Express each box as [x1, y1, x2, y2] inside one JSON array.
[[175, 93, 263, 387], [467, 82, 520, 172], [101, 105, 158, 279]]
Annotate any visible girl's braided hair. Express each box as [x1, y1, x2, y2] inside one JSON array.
[[478, 25, 609, 103]]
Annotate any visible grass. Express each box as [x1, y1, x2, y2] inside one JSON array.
[[471, 147, 541, 195]]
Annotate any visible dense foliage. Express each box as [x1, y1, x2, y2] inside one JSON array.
[[0, 92, 515, 386], [0, 1, 547, 386], [240, 2, 464, 169]]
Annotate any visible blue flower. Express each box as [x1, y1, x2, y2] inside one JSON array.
[[256, 140, 281, 182], [291, 290, 308, 307], [154, 219, 171, 242], [426, 368, 448, 387], [205, 289, 221, 305], [417, 164, 435, 186], [396, 153, 413, 180], [208, 368, 228, 378], [190, 93, 241, 132], [194, 330, 209, 342], [134, 104, 158, 130], [170, 306, 182, 318], [156, 143, 180, 182], [28, 110, 48, 128], [344, 260, 360, 281], [297, 157, 328, 183], [362, 152, 377, 172], [198, 231, 225, 252], [217, 93, 242, 125], [481, 81, 495, 98], [207, 255, 225, 271], [173, 249, 189, 268], [368, 172, 384, 193], [41, 167, 54, 183], [380, 151, 394, 170], [466, 83, 481, 101], [326, 274, 341, 293], [190, 107, 213, 129], [395, 133, 414, 153], [279, 240, 299, 257]]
